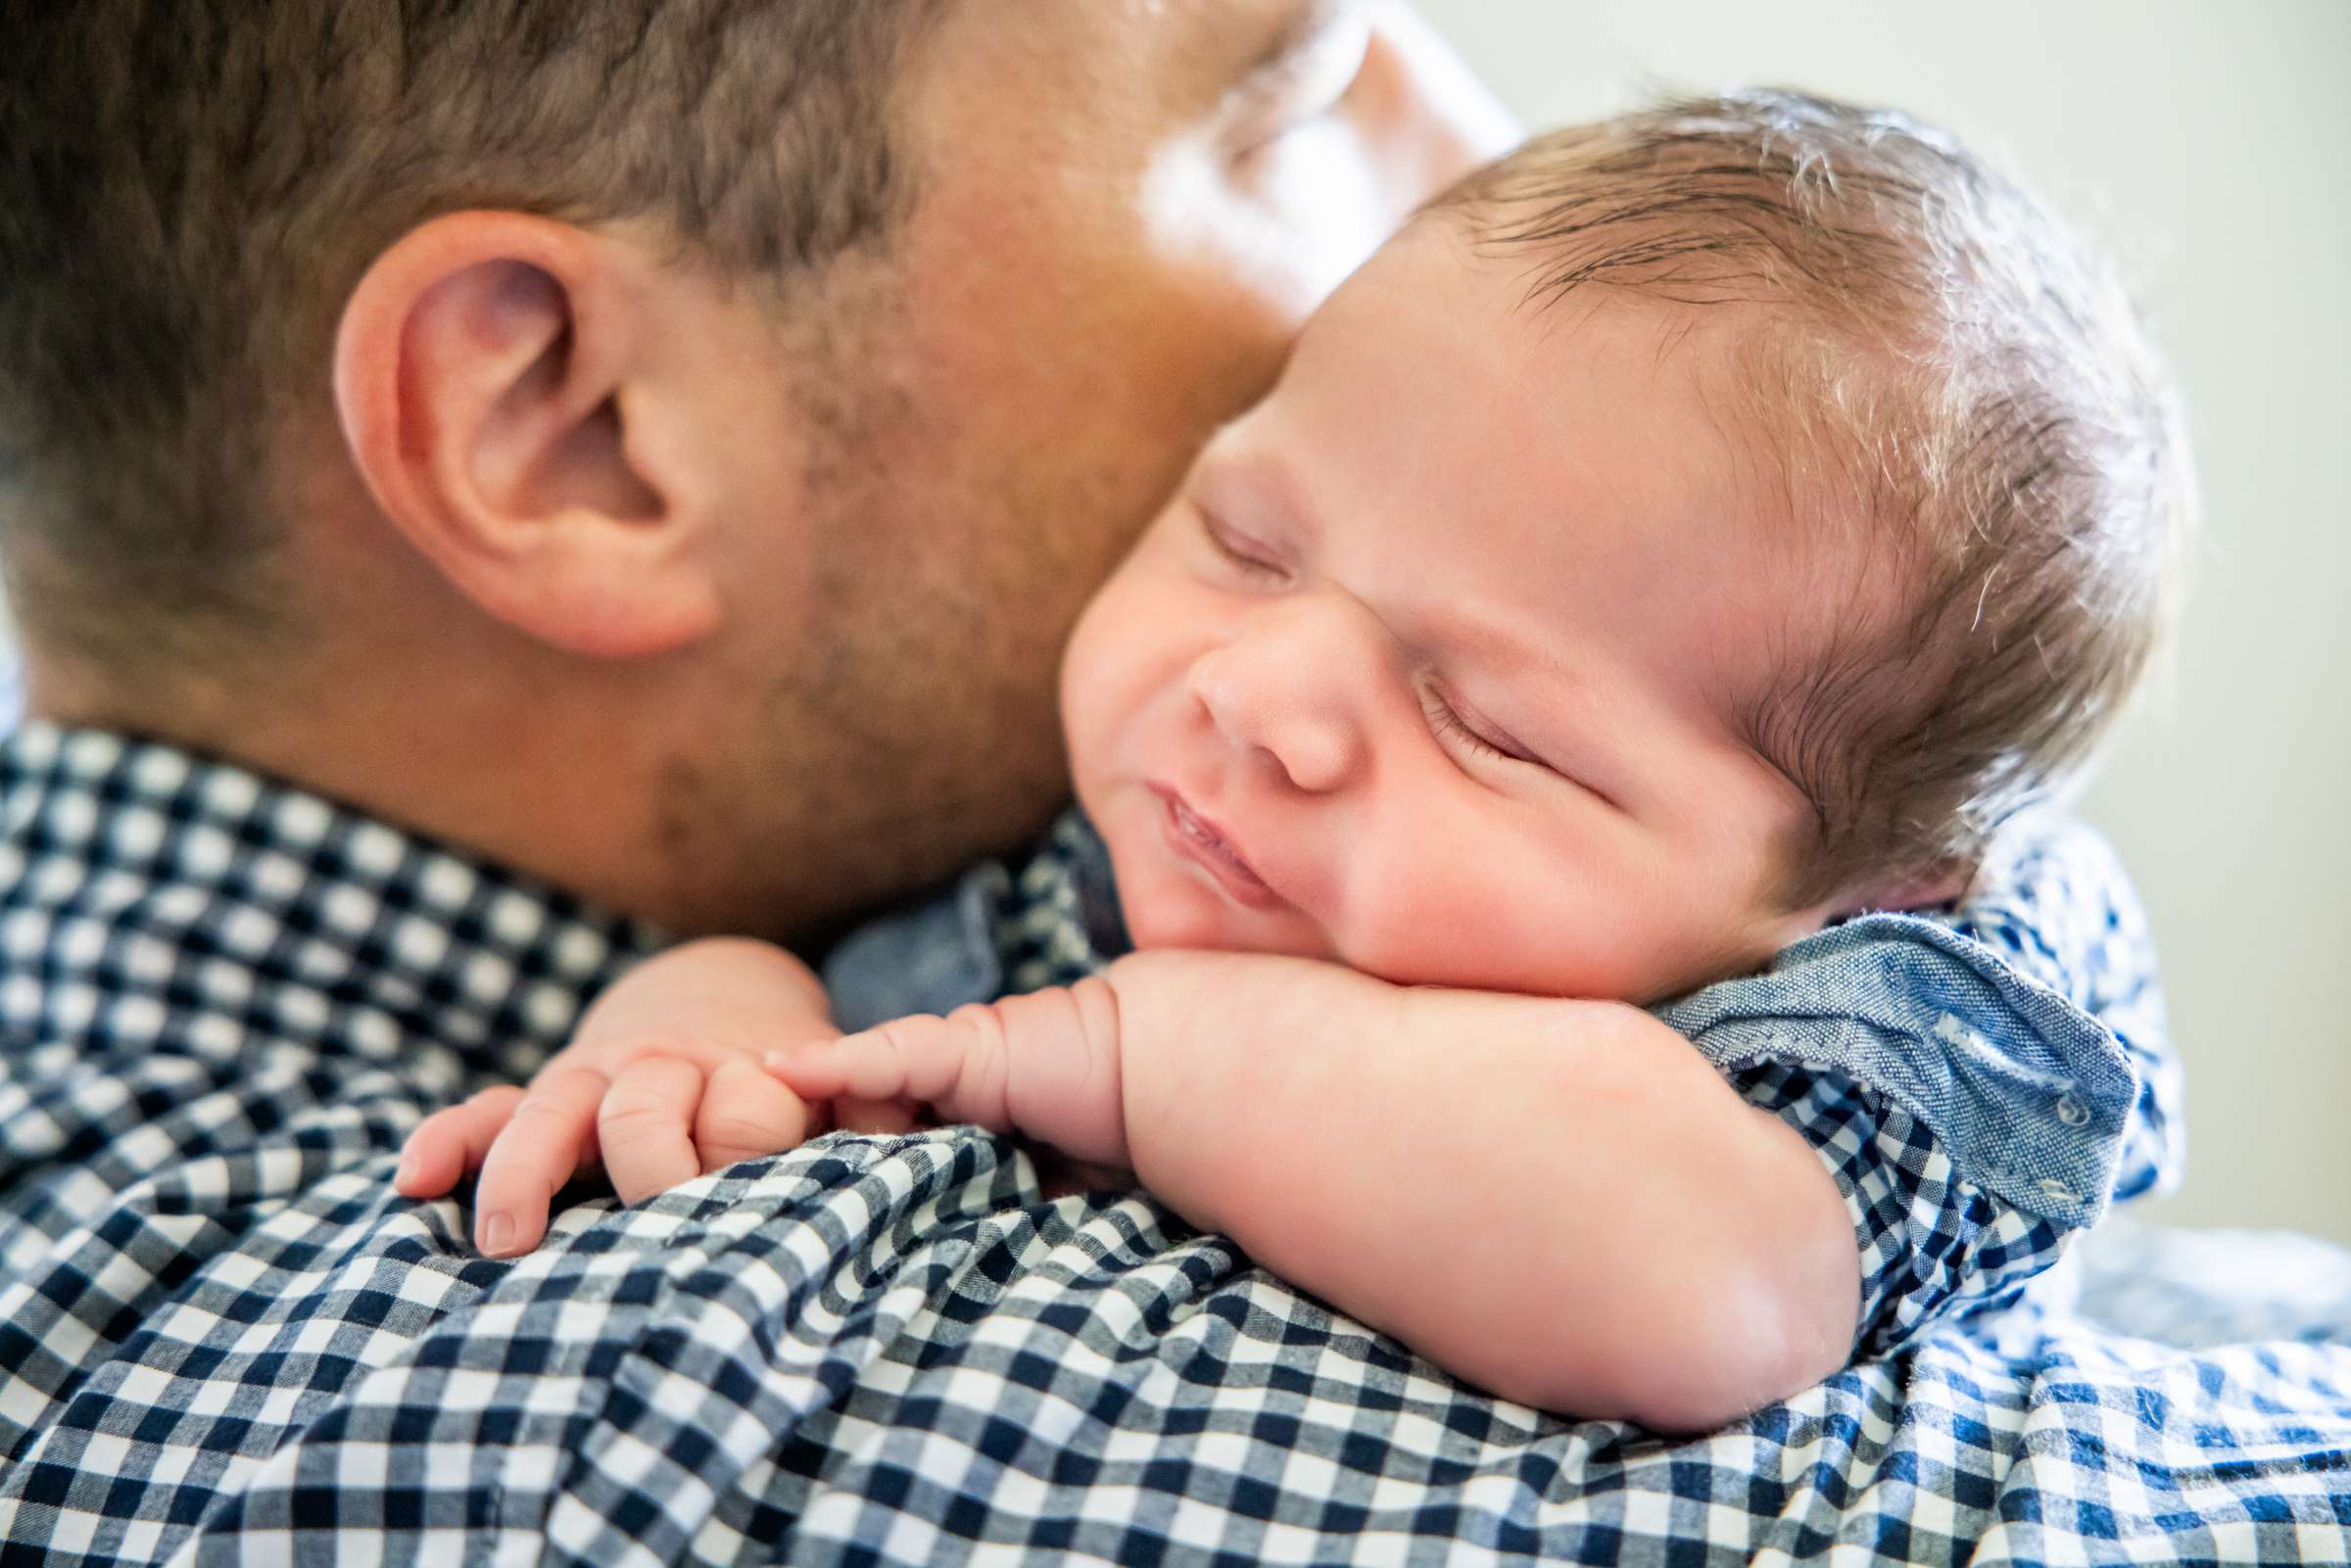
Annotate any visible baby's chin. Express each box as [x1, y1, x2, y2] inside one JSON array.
[[1114, 864, 1331, 962], [1120, 880, 1263, 954]]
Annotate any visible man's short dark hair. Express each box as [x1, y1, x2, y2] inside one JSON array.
[[0, 1, 940, 666]]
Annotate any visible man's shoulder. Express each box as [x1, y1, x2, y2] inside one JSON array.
[[0, 722, 657, 1218]]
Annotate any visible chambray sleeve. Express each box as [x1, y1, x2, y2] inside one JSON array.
[[1654, 814, 2160, 1361], [1939, 819, 2183, 1206]]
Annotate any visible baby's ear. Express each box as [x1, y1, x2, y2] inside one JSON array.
[[1854, 858, 1978, 915]]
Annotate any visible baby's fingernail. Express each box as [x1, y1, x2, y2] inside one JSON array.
[[483, 1214, 516, 1256], [394, 1152, 419, 1189]]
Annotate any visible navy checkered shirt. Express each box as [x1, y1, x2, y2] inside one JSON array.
[[5, 723, 2349, 1565]]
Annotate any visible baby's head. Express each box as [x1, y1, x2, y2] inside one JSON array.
[[1063, 90, 2191, 1003]]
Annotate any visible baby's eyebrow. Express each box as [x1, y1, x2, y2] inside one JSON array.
[[1195, 450, 1324, 549], [1403, 578, 1560, 681]]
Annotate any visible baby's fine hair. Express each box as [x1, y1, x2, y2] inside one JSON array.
[[1429, 90, 2193, 908]]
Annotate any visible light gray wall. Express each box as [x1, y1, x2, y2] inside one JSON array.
[[1431, 0, 2351, 1242]]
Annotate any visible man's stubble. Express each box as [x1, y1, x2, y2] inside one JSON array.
[[649, 281, 1172, 948]]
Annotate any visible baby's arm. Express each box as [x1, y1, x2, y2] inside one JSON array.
[[399, 937, 909, 1256], [773, 950, 1858, 1431]]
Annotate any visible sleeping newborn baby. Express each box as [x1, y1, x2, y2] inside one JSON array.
[[400, 91, 2190, 1430]]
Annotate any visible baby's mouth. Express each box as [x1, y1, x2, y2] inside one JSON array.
[[1151, 784, 1282, 909]]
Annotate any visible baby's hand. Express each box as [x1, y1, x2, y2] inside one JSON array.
[[397, 937, 912, 1257], [767, 974, 1133, 1169]]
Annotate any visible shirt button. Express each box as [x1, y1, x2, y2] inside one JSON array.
[[2054, 1093, 2091, 1127]]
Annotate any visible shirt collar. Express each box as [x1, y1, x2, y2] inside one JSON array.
[[0, 721, 666, 1078]]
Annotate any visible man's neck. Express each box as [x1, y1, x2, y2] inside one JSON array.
[[19, 604, 715, 941]]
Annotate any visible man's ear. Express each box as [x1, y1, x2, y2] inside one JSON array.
[[332, 212, 723, 658]]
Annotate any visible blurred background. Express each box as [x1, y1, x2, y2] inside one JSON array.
[[1, 2, 2343, 1243], [1429, 0, 2351, 1243]]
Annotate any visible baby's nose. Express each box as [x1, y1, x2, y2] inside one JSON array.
[[1262, 712, 1364, 794], [1187, 639, 1370, 795]]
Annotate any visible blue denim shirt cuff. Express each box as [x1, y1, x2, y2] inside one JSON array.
[[1653, 912, 2138, 1229]]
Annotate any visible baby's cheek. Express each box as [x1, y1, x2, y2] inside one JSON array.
[[1326, 896, 1460, 989], [1329, 862, 1611, 996], [1322, 845, 1502, 988]]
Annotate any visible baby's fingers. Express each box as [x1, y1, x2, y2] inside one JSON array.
[[397, 1085, 527, 1199], [768, 1008, 1011, 1128], [766, 1029, 919, 1105], [472, 1064, 611, 1257], [597, 1055, 709, 1206], [691, 1056, 821, 1171]]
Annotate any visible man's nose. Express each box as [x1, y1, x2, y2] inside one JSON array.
[[1367, 5, 1524, 200], [1186, 606, 1380, 794]]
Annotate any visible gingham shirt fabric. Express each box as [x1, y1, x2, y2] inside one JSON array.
[[5, 724, 2349, 1566]]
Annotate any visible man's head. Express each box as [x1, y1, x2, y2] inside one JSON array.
[[0, 2, 1512, 941], [2, 1, 939, 664], [1063, 92, 2191, 1003]]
